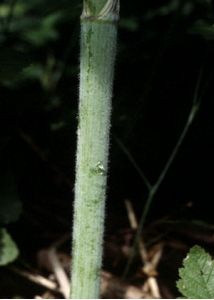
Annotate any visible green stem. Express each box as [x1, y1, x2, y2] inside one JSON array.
[[115, 136, 152, 190], [123, 67, 204, 277], [71, 1, 119, 299]]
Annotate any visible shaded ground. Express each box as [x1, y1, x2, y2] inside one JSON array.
[[1, 191, 214, 298]]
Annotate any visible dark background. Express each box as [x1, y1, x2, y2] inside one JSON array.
[[0, 0, 213, 298]]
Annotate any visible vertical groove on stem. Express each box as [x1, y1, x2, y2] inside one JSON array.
[[71, 0, 119, 298]]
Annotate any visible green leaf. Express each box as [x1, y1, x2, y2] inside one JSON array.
[[0, 228, 19, 266], [177, 246, 214, 299]]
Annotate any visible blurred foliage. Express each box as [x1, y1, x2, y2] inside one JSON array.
[[0, 172, 22, 225], [0, 228, 19, 266], [0, 171, 21, 266], [191, 21, 214, 40]]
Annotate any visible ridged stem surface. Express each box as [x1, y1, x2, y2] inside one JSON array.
[[71, 0, 119, 298]]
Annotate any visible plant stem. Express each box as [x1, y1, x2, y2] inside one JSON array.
[[123, 67, 204, 277], [115, 136, 152, 190], [71, 0, 119, 298]]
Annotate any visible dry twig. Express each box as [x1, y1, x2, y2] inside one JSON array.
[[125, 199, 162, 298]]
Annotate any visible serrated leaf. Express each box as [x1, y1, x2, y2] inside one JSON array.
[[177, 246, 214, 299], [0, 228, 19, 266]]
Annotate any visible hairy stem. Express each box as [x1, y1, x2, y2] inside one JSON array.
[[71, 0, 119, 298]]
